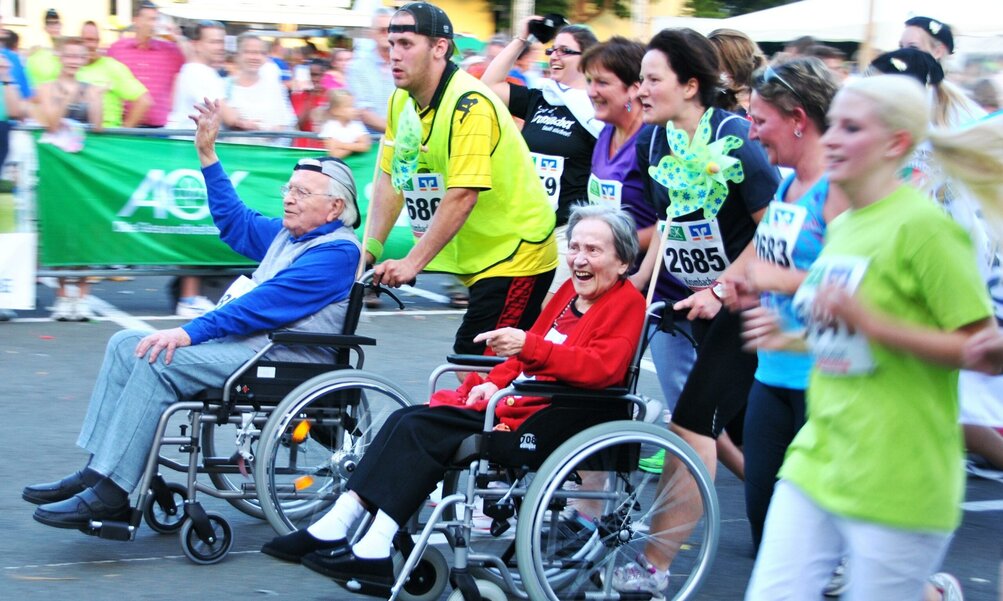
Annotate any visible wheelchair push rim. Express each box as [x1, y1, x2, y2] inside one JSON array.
[[515, 421, 720, 601]]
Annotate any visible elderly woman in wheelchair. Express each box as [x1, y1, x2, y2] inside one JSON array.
[[23, 100, 362, 534], [261, 204, 648, 594]]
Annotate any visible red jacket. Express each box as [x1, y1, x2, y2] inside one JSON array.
[[431, 278, 646, 430]]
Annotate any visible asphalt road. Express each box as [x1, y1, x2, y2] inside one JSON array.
[[1, 276, 1000, 600]]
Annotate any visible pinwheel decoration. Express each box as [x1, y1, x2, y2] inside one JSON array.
[[390, 98, 423, 192], [648, 108, 745, 220]]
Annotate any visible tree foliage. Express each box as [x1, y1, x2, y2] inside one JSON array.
[[686, 0, 800, 17], [489, 0, 801, 31], [490, 0, 632, 31]]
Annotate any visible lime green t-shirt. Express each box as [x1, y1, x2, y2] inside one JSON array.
[[781, 185, 992, 532], [26, 47, 61, 86], [76, 57, 148, 128]]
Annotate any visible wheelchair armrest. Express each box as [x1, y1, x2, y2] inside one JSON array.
[[510, 380, 630, 399], [269, 331, 376, 347], [445, 354, 506, 367]]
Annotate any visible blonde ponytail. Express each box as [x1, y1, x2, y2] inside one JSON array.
[[929, 113, 1003, 236]]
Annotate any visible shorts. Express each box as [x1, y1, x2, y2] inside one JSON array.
[[453, 270, 555, 355], [671, 308, 757, 439]]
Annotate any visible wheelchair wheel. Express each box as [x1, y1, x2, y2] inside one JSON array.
[[393, 545, 450, 601], [254, 370, 412, 533], [445, 578, 507, 601], [179, 511, 233, 565], [143, 481, 188, 534], [201, 419, 267, 519], [515, 421, 719, 601]]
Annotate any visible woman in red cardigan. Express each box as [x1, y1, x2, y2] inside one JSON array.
[[261, 204, 647, 592]]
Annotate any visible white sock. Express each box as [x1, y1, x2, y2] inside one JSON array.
[[351, 510, 399, 559], [307, 494, 365, 541]]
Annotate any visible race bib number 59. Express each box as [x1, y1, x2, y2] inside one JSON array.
[[531, 152, 564, 210]]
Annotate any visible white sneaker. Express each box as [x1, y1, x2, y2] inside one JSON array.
[[50, 297, 74, 321], [176, 295, 216, 318], [929, 572, 964, 601], [823, 558, 848, 597], [71, 297, 96, 321], [612, 553, 669, 597]]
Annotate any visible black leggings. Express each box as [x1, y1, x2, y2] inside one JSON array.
[[347, 404, 486, 525], [743, 380, 806, 551]]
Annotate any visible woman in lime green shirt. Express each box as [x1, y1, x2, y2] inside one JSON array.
[[745, 75, 1001, 601]]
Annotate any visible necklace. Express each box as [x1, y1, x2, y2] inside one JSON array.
[[552, 295, 578, 330]]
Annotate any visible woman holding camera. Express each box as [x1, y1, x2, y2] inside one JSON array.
[[482, 16, 602, 304]]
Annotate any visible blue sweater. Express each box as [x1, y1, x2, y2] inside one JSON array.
[[181, 161, 359, 345]]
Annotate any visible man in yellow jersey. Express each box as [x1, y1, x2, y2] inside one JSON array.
[[366, 2, 557, 355]]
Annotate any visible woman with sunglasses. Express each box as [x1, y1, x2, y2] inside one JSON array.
[[483, 18, 602, 304], [725, 57, 845, 552], [613, 28, 780, 596], [744, 74, 1000, 601]]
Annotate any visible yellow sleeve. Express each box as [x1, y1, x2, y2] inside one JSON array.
[[379, 93, 397, 175], [446, 93, 498, 190]]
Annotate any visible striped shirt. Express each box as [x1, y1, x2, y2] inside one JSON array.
[[108, 37, 184, 126]]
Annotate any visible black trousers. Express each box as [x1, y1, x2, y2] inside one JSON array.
[[347, 404, 486, 524], [743, 380, 806, 551]]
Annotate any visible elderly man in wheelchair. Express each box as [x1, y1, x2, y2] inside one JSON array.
[[260, 204, 648, 596], [23, 99, 362, 531]]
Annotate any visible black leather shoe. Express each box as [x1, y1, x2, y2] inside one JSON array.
[[33, 489, 131, 529], [23, 472, 89, 505], [261, 530, 348, 563], [302, 550, 394, 587]]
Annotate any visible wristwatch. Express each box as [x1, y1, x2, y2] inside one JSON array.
[[710, 280, 726, 302]]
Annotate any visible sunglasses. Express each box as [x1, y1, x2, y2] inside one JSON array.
[[763, 64, 807, 107], [545, 46, 582, 57]]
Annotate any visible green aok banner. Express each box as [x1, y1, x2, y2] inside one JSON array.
[[36, 134, 413, 266]]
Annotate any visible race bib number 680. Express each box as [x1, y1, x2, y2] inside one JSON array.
[[402, 173, 445, 238]]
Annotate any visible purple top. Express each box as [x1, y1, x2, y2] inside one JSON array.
[[589, 124, 657, 231]]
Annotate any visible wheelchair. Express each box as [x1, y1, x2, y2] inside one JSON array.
[[251, 301, 720, 600], [76, 270, 411, 565]]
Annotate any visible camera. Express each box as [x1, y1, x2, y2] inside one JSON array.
[[527, 14, 569, 44]]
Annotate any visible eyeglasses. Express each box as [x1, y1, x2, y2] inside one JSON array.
[[763, 64, 807, 107], [281, 184, 332, 201], [545, 46, 582, 57]]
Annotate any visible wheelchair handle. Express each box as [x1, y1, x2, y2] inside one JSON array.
[[359, 268, 409, 310]]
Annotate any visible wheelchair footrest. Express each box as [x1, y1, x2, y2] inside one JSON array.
[[86, 518, 136, 541]]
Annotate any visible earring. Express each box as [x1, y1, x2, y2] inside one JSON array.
[[625, 101, 632, 113], [793, 128, 803, 139]]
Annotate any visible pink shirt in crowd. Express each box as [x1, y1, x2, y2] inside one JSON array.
[[108, 37, 185, 126]]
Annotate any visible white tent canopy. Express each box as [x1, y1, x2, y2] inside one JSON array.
[[158, 0, 370, 28], [653, 0, 1003, 53]]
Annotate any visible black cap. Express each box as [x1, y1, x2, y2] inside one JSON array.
[[871, 47, 945, 86], [293, 157, 361, 229], [44, 8, 59, 22], [905, 16, 954, 55], [389, 2, 453, 39]]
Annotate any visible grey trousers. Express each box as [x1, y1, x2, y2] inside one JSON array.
[[76, 329, 256, 492]]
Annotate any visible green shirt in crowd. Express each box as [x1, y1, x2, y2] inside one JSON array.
[[76, 56, 147, 128]]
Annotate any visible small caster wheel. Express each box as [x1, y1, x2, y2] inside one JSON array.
[[393, 545, 450, 601], [446, 578, 508, 601], [143, 482, 188, 534], [179, 511, 233, 564]]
